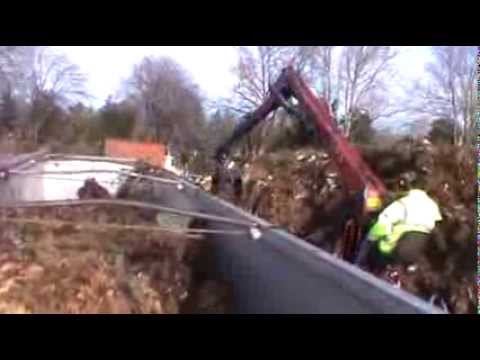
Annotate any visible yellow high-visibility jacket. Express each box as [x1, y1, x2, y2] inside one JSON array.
[[368, 189, 442, 255]]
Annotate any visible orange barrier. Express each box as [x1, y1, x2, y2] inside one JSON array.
[[105, 139, 166, 167]]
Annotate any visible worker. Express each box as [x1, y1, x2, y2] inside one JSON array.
[[355, 176, 442, 271]]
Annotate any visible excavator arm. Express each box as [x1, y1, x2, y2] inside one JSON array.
[[215, 70, 290, 163], [215, 65, 387, 202], [214, 65, 388, 262]]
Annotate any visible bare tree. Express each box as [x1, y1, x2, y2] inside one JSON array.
[[231, 46, 400, 131], [337, 46, 399, 135], [229, 46, 283, 155], [0, 48, 15, 131], [316, 46, 336, 103], [230, 46, 287, 113], [0, 47, 15, 92], [0, 47, 28, 91], [225, 46, 319, 156], [28, 47, 87, 103], [25, 47, 88, 145], [222, 46, 400, 155], [127, 56, 206, 154], [1, 46, 88, 145], [299, 46, 337, 103], [0, 87, 17, 131], [409, 46, 476, 145], [0, 47, 33, 130], [429, 118, 455, 145], [229, 46, 321, 111]]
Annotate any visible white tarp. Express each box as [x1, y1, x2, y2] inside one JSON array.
[[0, 159, 133, 202]]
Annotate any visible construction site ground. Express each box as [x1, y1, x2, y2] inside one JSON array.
[[212, 139, 476, 314]]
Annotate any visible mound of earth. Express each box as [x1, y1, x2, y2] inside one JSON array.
[[0, 203, 232, 314]]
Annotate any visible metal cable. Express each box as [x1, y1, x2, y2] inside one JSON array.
[[18, 175, 122, 186], [8, 169, 182, 186], [1, 157, 276, 233], [0, 199, 260, 228], [44, 154, 137, 164], [0, 216, 247, 238]]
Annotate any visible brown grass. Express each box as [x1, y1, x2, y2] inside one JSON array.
[[0, 204, 231, 314]]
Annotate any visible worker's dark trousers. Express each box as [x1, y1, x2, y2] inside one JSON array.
[[355, 231, 430, 269], [394, 231, 430, 265]]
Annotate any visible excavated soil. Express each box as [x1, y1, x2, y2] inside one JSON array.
[[220, 139, 476, 314], [0, 176, 232, 314]]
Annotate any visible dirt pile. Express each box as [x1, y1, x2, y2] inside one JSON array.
[[228, 139, 475, 313], [0, 203, 232, 314], [238, 148, 337, 235], [232, 147, 353, 254]]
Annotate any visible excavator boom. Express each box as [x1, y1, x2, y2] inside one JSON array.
[[215, 65, 387, 200], [214, 65, 389, 261]]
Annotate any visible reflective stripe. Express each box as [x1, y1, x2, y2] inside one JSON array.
[[368, 222, 389, 241], [369, 200, 405, 240], [378, 224, 430, 254]]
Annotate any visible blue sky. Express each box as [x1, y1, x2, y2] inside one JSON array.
[[52, 46, 433, 111]]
